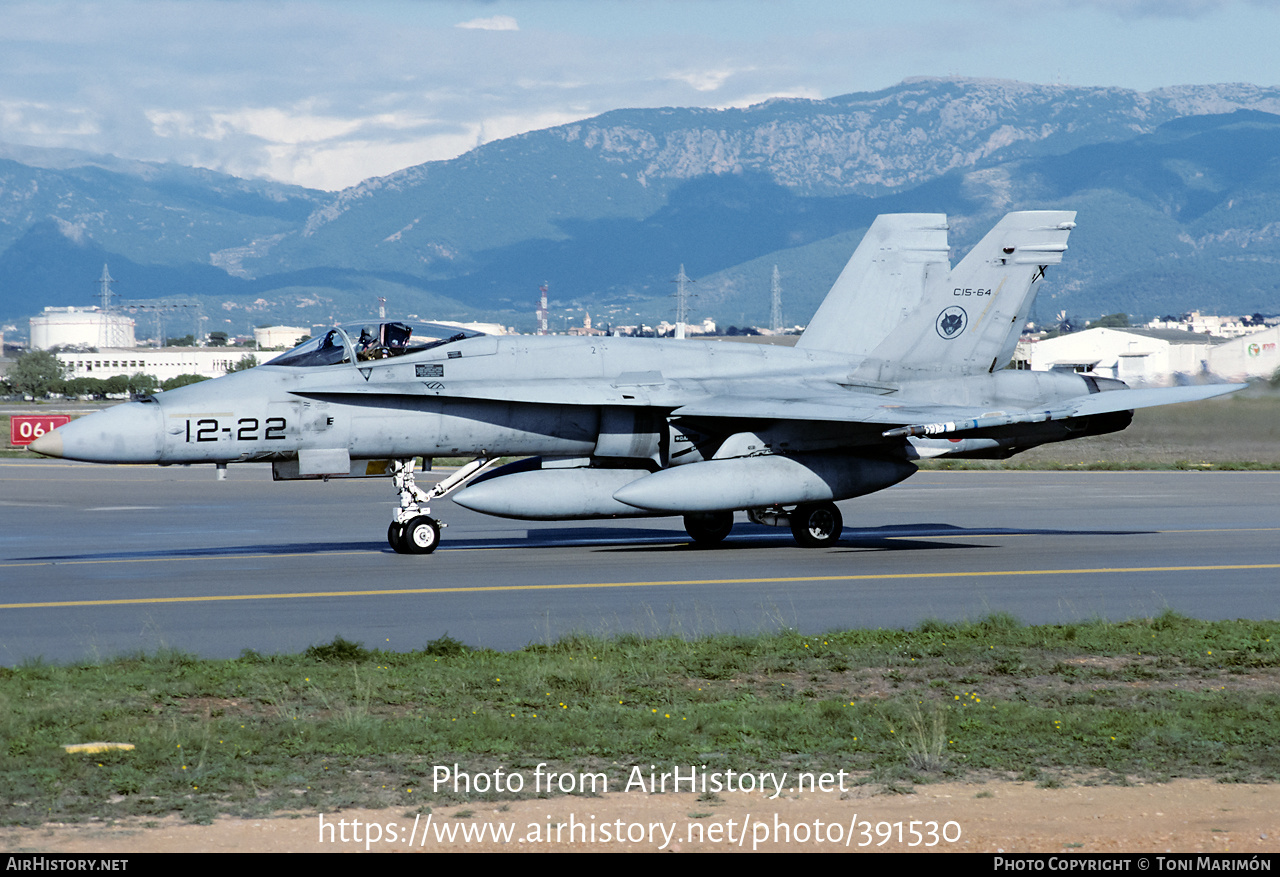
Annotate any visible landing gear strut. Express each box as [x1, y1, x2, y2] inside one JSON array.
[[387, 456, 498, 554]]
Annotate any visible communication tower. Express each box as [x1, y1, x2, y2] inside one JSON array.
[[672, 265, 694, 340], [770, 265, 783, 333], [96, 263, 133, 348], [536, 283, 549, 335]]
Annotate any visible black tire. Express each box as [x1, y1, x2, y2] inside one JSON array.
[[683, 510, 734, 545], [790, 502, 843, 548], [388, 521, 410, 554], [402, 515, 441, 554]]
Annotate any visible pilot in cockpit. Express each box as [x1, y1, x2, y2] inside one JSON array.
[[356, 322, 414, 360], [356, 325, 379, 361], [383, 321, 412, 354]]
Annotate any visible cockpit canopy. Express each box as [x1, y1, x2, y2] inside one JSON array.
[[267, 321, 483, 368]]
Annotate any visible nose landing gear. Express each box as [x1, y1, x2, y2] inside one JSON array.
[[387, 456, 498, 554]]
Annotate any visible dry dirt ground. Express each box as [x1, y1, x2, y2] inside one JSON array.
[[3, 779, 1278, 853]]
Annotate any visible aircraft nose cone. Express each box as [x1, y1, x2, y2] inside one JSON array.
[[30, 401, 164, 463], [27, 428, 64, 458]]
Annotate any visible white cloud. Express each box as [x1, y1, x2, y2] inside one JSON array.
[[212, 107, 366, 145], [1, 99, 100, 138], [263, 138, 465, 192], [669, 69, 741, 93], [455, 15, 519, 31], [0, 0, 1276, 191], [473, 110, 595, 145], [709, 88, 823, 110]]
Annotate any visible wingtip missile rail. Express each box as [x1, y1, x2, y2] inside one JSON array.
[[882, 408, 1074, 439]]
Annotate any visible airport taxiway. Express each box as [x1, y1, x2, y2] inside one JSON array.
[[1, 460, 1277, 664]]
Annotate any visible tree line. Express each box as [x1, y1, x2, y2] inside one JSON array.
[[3, 350, 256, 399]]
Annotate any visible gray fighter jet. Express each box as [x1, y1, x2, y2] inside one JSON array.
[[29, 211, 1242, 553]]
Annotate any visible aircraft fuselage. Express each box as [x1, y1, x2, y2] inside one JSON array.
[[35, 333, 1111, 468]]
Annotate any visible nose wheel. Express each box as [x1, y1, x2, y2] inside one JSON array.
[[390, 515, 441, 554], [388, 521, 406, 552]]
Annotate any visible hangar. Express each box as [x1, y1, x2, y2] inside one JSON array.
[[1022, 326, 1279, 385]]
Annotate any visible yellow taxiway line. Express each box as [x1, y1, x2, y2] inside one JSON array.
[[4, 563, 1280, 610]]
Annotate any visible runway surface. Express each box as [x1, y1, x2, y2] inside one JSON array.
[[2, 459, 1277, 665]]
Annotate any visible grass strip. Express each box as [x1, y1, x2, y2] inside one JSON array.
[[1, 611, 1277, 825]]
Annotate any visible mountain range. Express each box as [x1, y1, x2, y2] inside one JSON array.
[[2, 77, 1279, 336]]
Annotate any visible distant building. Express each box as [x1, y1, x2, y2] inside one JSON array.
[[253, 325, 310, 350], [568, 312, 605, 337], [31, 307, 136, 350], [1019, 326, 1280, 385], [1208, 325, 1280, 382], [1024, 328, 1215, 384], [1143, 311, 1273, 339], [56, 347, 257, 384]]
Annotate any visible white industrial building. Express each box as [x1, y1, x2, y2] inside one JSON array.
[[1207, 325, 1280, 382], [1018, 326, 1280, 385], [252, 325, 310, 350], [56, 347, 259, 383], [31, 307, 136, 350], [1143, 311, 1274, 339]]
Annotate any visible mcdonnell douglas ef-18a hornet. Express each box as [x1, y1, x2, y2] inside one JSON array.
[[30, 212, 1242, 553]]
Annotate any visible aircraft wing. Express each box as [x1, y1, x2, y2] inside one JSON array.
[[295, 376, 1245, 432], [673, 382, 1247, 433]]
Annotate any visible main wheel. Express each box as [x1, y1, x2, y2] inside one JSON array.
[[790, 502, 843, 548], [388, 521, 409, 553], [684, 510, 734, 546], [401, 515, 441, 554]]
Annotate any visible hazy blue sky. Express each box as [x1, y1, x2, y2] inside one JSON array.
[[1, 0, 1276, 190]]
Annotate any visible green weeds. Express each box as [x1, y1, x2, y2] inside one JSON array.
[[1, 613, 1278, 826]]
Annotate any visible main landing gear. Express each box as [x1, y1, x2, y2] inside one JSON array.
[[788, 501, 844, 548], [683, 510, 735, 546], [387, 456, 498, 554], [683, 501, 846, 548], [746, 501, 845, 548]]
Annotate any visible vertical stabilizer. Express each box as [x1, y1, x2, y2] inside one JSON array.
[[796, 214, 950, 357], [850, 211, 1075, 379]]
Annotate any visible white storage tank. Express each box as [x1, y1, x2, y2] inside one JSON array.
[[30, 307, 136, 350]]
